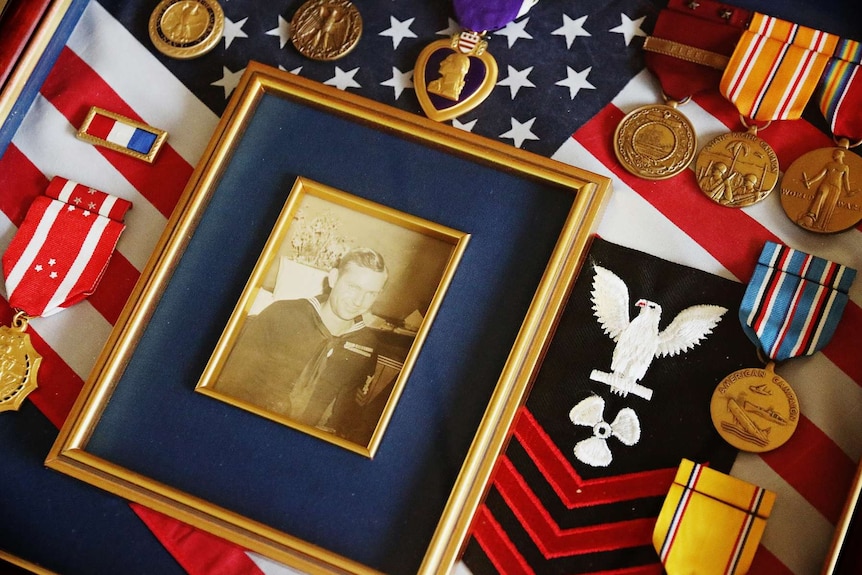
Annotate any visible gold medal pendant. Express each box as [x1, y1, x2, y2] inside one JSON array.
[[613, 100, 697, 180], [0, 313, 41, 413], [290, 0, 363, 62], [695, 123, 780, 208], [148, 0, 225, 60], [779, 140, 862, 233], [709, 362, 799, 453], [415, 31, 498, 122]]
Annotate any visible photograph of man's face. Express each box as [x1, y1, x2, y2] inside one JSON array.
[[198, 182, 466, 456]]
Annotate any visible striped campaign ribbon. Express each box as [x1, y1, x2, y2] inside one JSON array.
[[721, 13, 838, 122], [740, 241, 856, 362], [2, 177, 131, 318], [818, 38, 862, 140], [654, 459, 775, 575]]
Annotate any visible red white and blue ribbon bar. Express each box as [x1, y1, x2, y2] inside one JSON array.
[[2, 177, 131, 318], [739, 241, 856, 362], [76, 106, 168, 163]]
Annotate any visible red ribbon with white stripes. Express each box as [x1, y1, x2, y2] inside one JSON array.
[[2, 177, 132, 317]]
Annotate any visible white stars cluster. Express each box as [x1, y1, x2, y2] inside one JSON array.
[[207, 9, 648, 149]]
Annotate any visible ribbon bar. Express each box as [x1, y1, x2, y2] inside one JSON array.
[[740, 241, 856, 361], [2, 177, 131, 318], [654, 459, 775, 575], [721, 13, 839, 121], [818, 38, 862, 140]]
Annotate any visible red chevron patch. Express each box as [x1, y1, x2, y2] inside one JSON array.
[[514, 408, 677, 508]]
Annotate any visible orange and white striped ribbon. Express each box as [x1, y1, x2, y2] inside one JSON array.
[[720, 13, 838, 122]]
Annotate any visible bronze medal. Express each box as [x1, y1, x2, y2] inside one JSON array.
[[694, 130, 779, 208], [710, 362, 799, 453], [290, 0, 362, 62], [613, 103, 697, 180], [779, 144, 862, 233], [149, 0, 225, 59], [0, 314, 41, 413]]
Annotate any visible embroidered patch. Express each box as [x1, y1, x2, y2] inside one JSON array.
[[590, 265, 727, 400], [462, 238, 758, 575]]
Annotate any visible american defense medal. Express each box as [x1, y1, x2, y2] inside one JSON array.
[[414, 0, 537, 122], [149, 0, 225, 59], [615, 0, 749, 180], [780, 38, 862, 233], [1, 178, 132, 413], [710, 242, 856, 452], [698, 13, 838, 208], [290, 0, 362, 61]]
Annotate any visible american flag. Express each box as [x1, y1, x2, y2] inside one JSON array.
[[1, 0, 860, 574]]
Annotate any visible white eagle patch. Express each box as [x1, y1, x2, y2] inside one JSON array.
[[589, 265, 727, 400]]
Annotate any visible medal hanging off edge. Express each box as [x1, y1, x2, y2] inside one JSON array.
[[780, 37, 862, 234], [0, 177, 132, 413], [695, 13, 838, 209], [709, 241, 856, 453], [614, 0, 750, 180], [414, 0, 538, 122]]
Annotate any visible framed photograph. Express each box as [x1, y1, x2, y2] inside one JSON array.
[[196, 176, 469, 457], [46, 62, 611, 574]]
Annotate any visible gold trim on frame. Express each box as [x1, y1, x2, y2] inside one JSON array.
[[46, 61, 612, 574]]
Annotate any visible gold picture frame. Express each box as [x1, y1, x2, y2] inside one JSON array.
[[196, 176, 470, 458], [46, 61, 611, 574]]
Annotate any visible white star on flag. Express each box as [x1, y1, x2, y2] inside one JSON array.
[[265, 15, 291, 49], [88, 202, 97, 210], [325, 67, 361, 90], [610, 13, 647, 46], [500, 117, 539, 148], [48, 259, 56, 266], [380, 16, 417, 50], [34, 265, 42, 272], [73, 197, 82, 204], [381, 67, 413, 99], [223, 17, 249, 50], [495, 17, 533, 48], [49, 272, 58, 279], [556, 66, 595, 99], [211, 66, 246, 99], [552, 14, 591, 49], [497, 65, 535, 99]]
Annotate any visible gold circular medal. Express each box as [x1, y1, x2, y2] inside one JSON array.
[[148, 0, 225, 60], [290, 0, 363, 61], [779, 146, 862, 233], [710, 363, 799, 453], [695, 131, 779, 207], [613, 104, 696, 180]]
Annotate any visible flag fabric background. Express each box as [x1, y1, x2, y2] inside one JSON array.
[[0, 0, 860, 574]]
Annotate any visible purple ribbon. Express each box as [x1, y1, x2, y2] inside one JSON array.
[[453, 0, 527, 32]]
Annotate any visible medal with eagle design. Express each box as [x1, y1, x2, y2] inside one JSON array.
[[290, 0, 362, 61]]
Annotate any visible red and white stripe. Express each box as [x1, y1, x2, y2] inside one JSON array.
[[551, 66, 862, 575]]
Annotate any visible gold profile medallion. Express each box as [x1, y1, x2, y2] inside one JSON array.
[[709, 363, 799, 453], [694, 131, 779, 208], [0, 314, 41, 413], [779, 144, 862, 233], [613, 103, 697, 180], [148, 0, 225, 60], [290, 0, 363, 61]]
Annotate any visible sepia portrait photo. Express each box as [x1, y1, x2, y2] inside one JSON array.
[[196, 177, 469, 457]]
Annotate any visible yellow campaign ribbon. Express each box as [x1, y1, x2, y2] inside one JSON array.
[[653, 459, 776, 575], [721, 13, 838, 122]]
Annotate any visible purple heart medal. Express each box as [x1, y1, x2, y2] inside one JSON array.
[[414, 0, 537, 122]]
